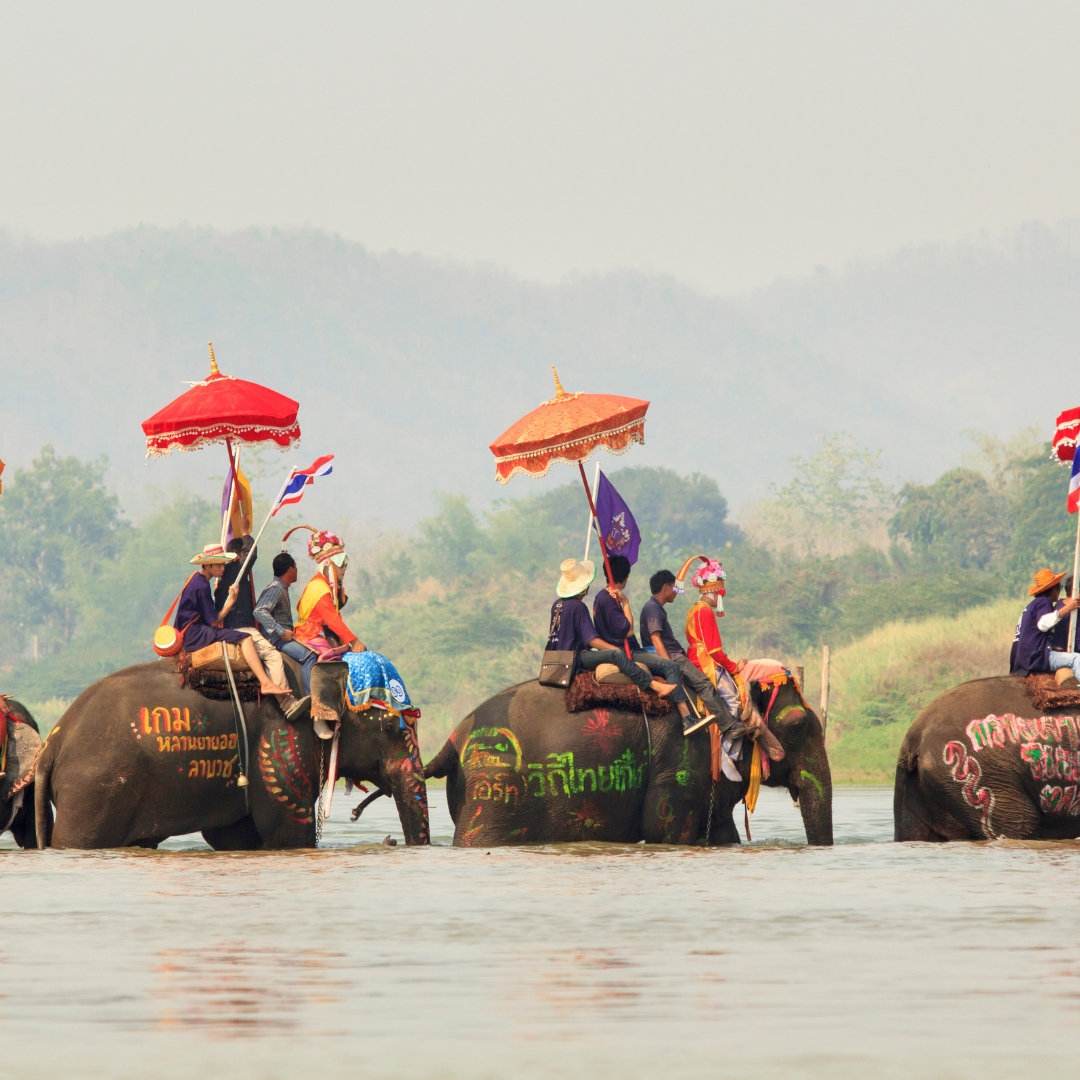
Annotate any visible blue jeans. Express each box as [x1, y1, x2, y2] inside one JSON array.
[[629, 651, 687, 705], [279, 638, 318, 695], [578, 648, 653, 692], [1049, 651, 1080, 682]]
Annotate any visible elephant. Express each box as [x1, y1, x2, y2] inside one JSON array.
[[895, 675, 1080, 841], [2, 699, 44, 849], [423, 675, 833, 846], [34, 658, 429, 849]]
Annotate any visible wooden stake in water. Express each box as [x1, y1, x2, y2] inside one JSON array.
[[820, 645, 831, 736]]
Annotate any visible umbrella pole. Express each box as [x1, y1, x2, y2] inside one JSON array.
[[578, 462, 631, 659]]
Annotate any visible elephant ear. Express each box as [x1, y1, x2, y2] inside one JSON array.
[[0, 718, 42, 805], [770, 705, 809, 748], [311, 661, 349, 722]]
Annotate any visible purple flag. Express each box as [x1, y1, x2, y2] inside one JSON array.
[[595, 470, 641, 566]]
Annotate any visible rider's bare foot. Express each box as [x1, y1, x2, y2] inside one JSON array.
[[650, 680, 677, 697], [260, 682, 291, 697]]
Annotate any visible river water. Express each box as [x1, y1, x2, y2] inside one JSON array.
[[2, 785, 1077, 1078]]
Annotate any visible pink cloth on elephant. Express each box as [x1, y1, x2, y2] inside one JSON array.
[[740, 658, 787, 685]]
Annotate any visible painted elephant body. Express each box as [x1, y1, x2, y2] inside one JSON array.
[[35, 659, 429, 849], [2, 700, 44, 849], [425, 678, 832, 846], [895, 675, 1080, 841]]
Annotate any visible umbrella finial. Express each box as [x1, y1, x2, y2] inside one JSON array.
[[208, 342, 219, 376], [552, 366, 567, 398]]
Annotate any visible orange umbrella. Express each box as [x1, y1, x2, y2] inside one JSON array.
[[489, 369, 650, 632]]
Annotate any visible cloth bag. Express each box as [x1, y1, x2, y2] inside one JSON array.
[[152, 573, 197, 657]]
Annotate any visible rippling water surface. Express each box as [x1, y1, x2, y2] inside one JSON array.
[[3, 785, 1079, 1079]]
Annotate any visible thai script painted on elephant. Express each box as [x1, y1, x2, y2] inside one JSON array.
[[462, 727, 523, 773], [157, 733, 237, 754], [469, 772, 521, 805], [137, 707, 208, 735], [1039, 784, 1080, 816], [187, 755, 238, 779], [943, 741, 996, 837], [1021, 742, 1080, 784], [966, 713, 1080, 753], [525, 748, 644, 798]]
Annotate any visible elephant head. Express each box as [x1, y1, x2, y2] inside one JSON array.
[[310, 662, 430, 845], [753, 679, 833, 846]]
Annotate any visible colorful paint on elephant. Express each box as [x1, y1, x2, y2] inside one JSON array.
[[943, 741, 996, 836], [137, 707, 209, 736], [567, 799, 607, 837], [1038, 785, 1080, 816], [1020, 742, 1080, 784], [966, 713, 1080, 753], [581, 710, 622, 755], [524, 748, 645, 798], [258, 727, 315, 825], [462, 727, 523, 773]]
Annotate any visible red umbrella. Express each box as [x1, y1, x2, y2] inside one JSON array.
[[142, 343, 301, 460], [489, 369, 649, 617]]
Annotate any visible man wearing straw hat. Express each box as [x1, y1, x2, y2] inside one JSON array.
[[547, 558, 678, 699], [1010, 568, 1080, 686], [176, 543, 298, 705]]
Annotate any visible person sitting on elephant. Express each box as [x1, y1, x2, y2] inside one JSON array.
[[593, 554, 711, 735], [254, 551, 319, 697], [640, 569, 743, 738], [1009, 567, 1080, 685], [683, 558, 758, 732], [548, 558, 677, 699], [175, 544, 292, 700], [293, 529, 368, 659]]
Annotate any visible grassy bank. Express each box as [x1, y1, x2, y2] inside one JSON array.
[[820, 598, 1017, 783]]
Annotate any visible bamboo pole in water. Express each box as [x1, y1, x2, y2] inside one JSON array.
[[820, 646, 831, 735], [794, 665, 805, 690]]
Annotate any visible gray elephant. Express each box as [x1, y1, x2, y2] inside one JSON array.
[[2, 699, 43, 848], [895, 675, 1080, 841], [423, 676, 833, 846], [35, 659, 429, 849]]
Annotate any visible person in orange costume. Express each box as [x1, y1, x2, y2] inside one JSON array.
[[293, 529, 368, 658], [683, 559, 757, 730]]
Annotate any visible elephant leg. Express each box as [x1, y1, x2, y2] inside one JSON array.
[[642, 786, 696, 845], [203, 815, 263, 850]]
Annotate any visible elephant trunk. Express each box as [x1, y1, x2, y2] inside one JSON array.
[[792, 732, 833, 846], [383, 730, 430, 846]]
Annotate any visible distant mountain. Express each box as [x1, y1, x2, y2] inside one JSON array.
[[1, 222, 1076, 528]]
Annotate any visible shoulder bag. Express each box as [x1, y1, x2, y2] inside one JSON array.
[[538, 599, 578, 688]]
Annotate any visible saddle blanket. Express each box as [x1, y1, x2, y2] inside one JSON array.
[[343, 651, 416, 717]]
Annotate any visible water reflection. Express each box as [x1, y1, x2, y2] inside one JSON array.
[[2, 786, 1080, 1079]]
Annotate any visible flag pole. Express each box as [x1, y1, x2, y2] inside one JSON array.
[[221, 440, 240, 549], [583, 461, 601, 563], [577, 461, 631, 659], [1070, 508, 1080, 651], [232, 467, 296, 587]]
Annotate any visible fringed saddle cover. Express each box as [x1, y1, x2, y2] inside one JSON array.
[[1017, 673, 1080, 711], [564, 672, 673, 717], [177, 652, 261, 702]]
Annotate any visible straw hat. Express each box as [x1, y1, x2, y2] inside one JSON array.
[[190, 543, 237, 565], [1029, 568, 1068, 596], [556, 558, 596, 598]]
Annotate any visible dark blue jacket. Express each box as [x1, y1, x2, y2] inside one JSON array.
[[1010, 596, 1064, 676]]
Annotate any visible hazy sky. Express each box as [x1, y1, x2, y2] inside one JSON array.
[[2, 1, 1078, 293]]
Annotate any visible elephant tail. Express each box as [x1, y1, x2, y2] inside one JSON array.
[[424, 738, 459, 783], [34, 729, 58, 850]]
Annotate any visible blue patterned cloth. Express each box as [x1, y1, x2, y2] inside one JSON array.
[[343, 651, 413, 714]]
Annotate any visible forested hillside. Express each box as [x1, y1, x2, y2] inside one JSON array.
[[3, 221, 1080, 530]]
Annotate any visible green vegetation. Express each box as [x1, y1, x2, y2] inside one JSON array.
[[0, 431, 1069, 760], [822, 598, 1018, 783]]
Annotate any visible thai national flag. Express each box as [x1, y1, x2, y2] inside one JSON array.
[[1069, 448, 1080, 515], [271, 455, 334, 516]]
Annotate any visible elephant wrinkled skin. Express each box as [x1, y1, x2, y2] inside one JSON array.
[[895, 675, 1080, 841], [35, 659, 429, 849], [425, 678, 832, 846]]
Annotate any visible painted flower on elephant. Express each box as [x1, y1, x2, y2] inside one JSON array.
[[581, 710, 622, 755], [568, 799, 607, 836]]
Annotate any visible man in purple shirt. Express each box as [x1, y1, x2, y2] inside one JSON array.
[[594, 555, 711, 735], [547, 558, 676, 699], [1010, 568, 1080, 685]]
